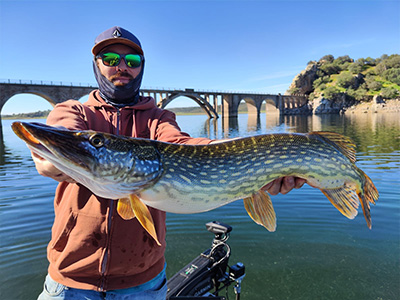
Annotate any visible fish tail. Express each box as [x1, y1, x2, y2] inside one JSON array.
[[320, 169, 378, 229], [357, 169, 379, 229]]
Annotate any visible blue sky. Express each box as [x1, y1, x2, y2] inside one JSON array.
[[1, 0, 399, 114]]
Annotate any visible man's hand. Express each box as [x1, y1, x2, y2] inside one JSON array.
[[263, 177, 306, 195], [31, 151, 76, 183]]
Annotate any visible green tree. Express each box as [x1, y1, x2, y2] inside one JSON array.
[[319, 55, 334, 63], [322, 86, 340, 99], [364, 57, 376, 66], [320, 63, 341, 75], [334, 55, 353, 69], [382, 68, 400, 85], [336, 72, 355, 88], [381, 87, 400, 99], [335, 55, 353, 64], [349, 61, 363, 74], [367, 80, 383, 91], [376, 54, 400, 75], [365, 74, 380, 91]]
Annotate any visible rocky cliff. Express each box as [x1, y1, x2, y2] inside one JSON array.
[[286, 54, 400, 114]]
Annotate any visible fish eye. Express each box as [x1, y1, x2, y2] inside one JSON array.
[[89, 134, 105, 148]]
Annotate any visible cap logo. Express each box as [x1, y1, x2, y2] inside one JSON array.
[[112, 29, 122, 38]]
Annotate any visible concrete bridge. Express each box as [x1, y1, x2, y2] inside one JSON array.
[[0, 81, 308, 117], [0, 80, 309, 138]]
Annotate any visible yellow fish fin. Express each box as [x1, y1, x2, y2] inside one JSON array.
[[321, 185, 360, 220], [309, 132, 357, 163], [117, 197, 136, 220], [243, 189, 276, 232], [128, 194, 161, 246]]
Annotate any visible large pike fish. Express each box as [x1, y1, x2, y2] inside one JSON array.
[[12, 122, 378, 245]]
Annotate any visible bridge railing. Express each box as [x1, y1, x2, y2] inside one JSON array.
[[0, 78, 97, 88], [1, 79, 288, 96]]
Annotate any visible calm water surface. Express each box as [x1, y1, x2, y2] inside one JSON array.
[[1, 113, 399, 300]]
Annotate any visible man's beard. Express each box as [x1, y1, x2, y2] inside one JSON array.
[[109, 71, 134, 86], [92, 59, 144, 105]]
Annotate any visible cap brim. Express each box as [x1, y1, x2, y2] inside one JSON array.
[[92, 38, 144, 55]]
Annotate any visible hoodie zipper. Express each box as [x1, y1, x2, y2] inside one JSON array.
[[99, 107, 121, 291]]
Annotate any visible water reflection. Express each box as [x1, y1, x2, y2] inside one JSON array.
[[0, 137, 4, 165], [192, 112, 400, 153]]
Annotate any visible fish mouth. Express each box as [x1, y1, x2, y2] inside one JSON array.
[[11, 122, 90, 168], [12, 122, 52, 156], [12, 122, 42, 146]]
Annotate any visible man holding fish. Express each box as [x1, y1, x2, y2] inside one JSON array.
[[31, 26, 305, 300]]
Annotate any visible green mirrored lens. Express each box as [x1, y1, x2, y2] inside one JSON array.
[[102, 53, 120, 66], [125, 54, 142, 68]]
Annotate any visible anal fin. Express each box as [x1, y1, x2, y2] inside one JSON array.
[[244, 189, 276, 232], [321, 185, 360, 220]]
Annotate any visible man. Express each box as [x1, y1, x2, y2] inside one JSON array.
[[35, 26, 305, 300]]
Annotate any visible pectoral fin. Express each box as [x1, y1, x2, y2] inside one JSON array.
[[117, 197, 136, 220], [244, 190, 276, 232], [128, 194, 161, 246], [321, 185, 359, 220]]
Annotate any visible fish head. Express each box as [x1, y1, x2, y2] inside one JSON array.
[[12, 122, 163, 198]]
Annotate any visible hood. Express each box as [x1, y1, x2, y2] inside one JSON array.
[[86, 90, 158, 111]]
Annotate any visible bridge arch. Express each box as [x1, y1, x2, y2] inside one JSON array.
[[239, 96, 259, 115], [0, 83, 93, 114], [154, 91, 218, 119], [2, 93, 55, 115], [0, 88, 60, 114], [262, 97, 280, 113]]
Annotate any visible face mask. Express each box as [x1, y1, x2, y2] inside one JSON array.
[[92, 58, 145, 106]]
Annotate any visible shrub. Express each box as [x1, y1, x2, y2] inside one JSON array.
[[382, 68, 400, 85], [367, 80, 383, 91], [322, 86, 340, 99], [349, 62, 363, 74], [336, 72, 355, 88], [381, 87, 400, 99], [319, 55, 334, 63]]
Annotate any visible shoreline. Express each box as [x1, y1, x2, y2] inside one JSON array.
[[2, 100, 399, 120], [344, 99, 400, 114]]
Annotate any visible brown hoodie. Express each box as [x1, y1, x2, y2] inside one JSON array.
[[45, 90, 211, 291]]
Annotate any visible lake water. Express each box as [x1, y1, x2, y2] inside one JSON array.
[[1, 112, 399, 300]]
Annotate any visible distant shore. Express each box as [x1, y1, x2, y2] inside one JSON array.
[[2, 100, 399, 120], [345, 99, 400, 114]]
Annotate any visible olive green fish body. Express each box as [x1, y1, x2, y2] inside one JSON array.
[[140, 133, 369, 216], [12, 122, 378, 244]]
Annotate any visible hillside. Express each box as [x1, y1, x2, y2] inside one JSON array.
[[287, 54, 400, 102], [1, 110, 51, 119]]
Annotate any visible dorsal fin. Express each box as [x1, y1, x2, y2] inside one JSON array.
[[309, 132, 357, 163]]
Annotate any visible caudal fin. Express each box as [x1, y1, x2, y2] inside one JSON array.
[[357, 170, 379, 229]]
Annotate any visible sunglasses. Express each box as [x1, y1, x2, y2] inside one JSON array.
[[96, 52, 143, 68]]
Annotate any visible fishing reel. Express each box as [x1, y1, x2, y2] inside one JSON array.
[[167, 221, 245, 300]]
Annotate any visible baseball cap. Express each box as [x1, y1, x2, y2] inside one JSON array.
[[92, 26, 144, 56]]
